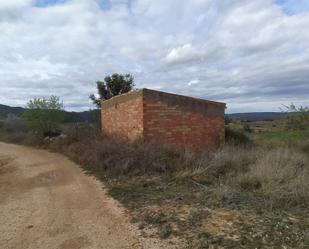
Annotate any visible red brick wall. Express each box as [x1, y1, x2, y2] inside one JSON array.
[[101, 89, 225, 151], [142, 91, 225, 151], [101, 93, 143, 141]]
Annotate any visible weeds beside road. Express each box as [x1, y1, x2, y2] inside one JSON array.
[[0, 123, 308, 248]]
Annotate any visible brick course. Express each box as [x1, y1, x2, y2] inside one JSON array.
[[101, 93, 144, 141], [101, 89, 226, 151]]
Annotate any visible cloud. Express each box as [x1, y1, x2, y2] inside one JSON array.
[[187, 79, 200, 86], [0, 0, 34, 8], [0, 0, 309, 113], [163, 44, 201, 65]]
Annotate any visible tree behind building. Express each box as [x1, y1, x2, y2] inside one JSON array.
[[89, 73, 134, 108]]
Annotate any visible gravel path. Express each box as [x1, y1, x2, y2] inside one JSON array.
[[0, 142, 174, 249]]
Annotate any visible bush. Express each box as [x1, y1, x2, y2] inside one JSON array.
[[45, 124, 181, 177], [243, 124, 253, 133], [284, 104, 309, 131], [225, 127, 252, 145], [22, 96, 65, 137]]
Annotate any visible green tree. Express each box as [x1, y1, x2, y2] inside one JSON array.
[[89, 73, 134, 108], [22, 96, 65, 136], [283, 104, 309, 130]]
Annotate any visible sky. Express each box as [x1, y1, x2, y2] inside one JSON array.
[[0, 0, 309, 113]]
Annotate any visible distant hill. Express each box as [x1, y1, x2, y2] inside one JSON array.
[[226, 112, 286, 121], [0, 104, 24, 118], [1, 104, 286, 123], [64, 110, 99, 123], [0, 104, 98, 123]]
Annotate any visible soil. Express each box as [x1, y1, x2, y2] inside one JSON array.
[[0, 142, 176, 249]]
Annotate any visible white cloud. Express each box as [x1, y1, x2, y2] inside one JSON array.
[[0, 0, 34, 9], [164, 44, 200, 65], [0, 0, 309, 112], [187, 79, 200, 86]]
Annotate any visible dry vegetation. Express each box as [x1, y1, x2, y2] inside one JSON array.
[[0, 118, 309, 248]]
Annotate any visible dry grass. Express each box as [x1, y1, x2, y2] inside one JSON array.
[[44, 124, 182, 176], [178, 146, 309, 208], [1, 123, 309, 208], [178, 144, 309, 208], [234, 148, 309, 207], [1, 122, 309, 248]]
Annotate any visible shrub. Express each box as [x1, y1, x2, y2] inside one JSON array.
[[45, 124, 182, 177], [283, 104, 309, 131], [22, 96, 65, 137], [243, 124, 253, 133], [225, 127, 252, 145]]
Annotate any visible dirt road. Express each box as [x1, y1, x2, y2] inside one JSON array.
[[0, 142, 174, 249]]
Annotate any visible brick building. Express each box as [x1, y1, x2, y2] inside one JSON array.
[[101, 88, 226, 151]]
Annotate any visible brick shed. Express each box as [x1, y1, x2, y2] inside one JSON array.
[[101, 88, 226, 151]]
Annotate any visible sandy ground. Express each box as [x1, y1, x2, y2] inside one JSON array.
[[0, 142, 175, 249]]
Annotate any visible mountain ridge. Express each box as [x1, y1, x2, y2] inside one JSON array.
[[0, 103, 284, 122], [0, 104, 98, 123]]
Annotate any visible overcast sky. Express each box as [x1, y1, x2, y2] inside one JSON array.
[[0, 0, 309, 113]]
